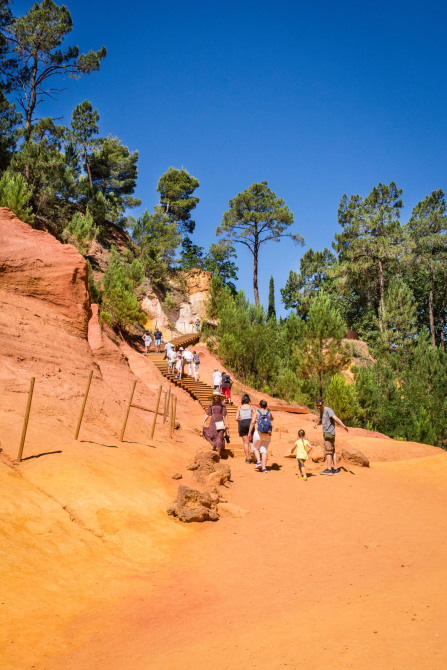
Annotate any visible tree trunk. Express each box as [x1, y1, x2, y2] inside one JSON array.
[[429, 259, 436, 348], [378, 258, 385, 332], [84, 147, 93, 189], [441, 314, 445, 353], [253, 244, 259, 306], [318, 369, 323, 397]]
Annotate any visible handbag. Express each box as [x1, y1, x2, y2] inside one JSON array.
[[212, 406, 225, 431], [224, 431, 230, 444]]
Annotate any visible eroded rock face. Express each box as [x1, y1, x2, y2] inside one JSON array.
[[341, 447, 370, 467], [0, 208, 96, 383], [167, 486, 219, 522], [0, 208, 90, 336]]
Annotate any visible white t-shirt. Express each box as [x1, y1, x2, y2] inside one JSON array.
[[144, 334, 152, 345], [183, 350, 193, 361], [212, 371, 221, 386], [165, 342, 174, 354]]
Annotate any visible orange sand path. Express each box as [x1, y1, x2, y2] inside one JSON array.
[[42, 451, 447, 670]]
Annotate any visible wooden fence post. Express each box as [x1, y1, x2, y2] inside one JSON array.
[[172, 396, 177, 437], [162, 392, 167, 424], [74, 370, 94, 440], [120, 380, 137, 441], [150, 385, 163, 439], [170, 395, 175, 438], [17, 377, 35, 462], [164, 386, 171, 424]]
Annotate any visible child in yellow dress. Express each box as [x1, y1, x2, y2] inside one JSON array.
[[291, 429, 313, 480]]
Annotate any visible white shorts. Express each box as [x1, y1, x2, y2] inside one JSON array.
[[253, 430, 271, 454]]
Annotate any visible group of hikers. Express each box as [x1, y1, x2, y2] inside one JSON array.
[[143, 330, 349, 477], [203, 393, 348, 477]]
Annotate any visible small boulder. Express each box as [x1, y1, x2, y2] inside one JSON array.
[[206, 462, 231, 487], [167, 486, 219, 522], [172, 473, 183, 480], [311, 445, 326, 463], [341, 447, 370, 467]]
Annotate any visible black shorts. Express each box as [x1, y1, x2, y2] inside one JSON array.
[[238, 419, 252, 437]]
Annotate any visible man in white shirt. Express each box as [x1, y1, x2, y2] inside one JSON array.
[[212, 368, 222, 391], [182, 347, 193, 376]]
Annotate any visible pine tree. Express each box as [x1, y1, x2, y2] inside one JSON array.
[[157, 167, 200, 234], [281, 248, 336, 315], [298, 292, 350, 396], [406, 189, 447, 348], [334, 182, 403, 331], [132, 207, 181, 285], [100, 248, 145, 329], [267, 276, 276, 320], [379, 276, 417, 368], [70, 100, 99, 189], [217, 181, 303, 306], [7, 0, 106, 138], [0, 171, 33, 222]]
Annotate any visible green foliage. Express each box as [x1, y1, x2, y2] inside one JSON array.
[[162, 291, 177, 312], [0, 170, 33, 222], [157, 167, 200, 234], [325, 374, 360, 425], [267, 276, 276, 320], [217, 181, 303, 305], [86, 260, 102, 304], [203, 242, 238, 294], [298, 292, 350, 396], [131, 207, 181, 285], [8, 0, 106, 135], [379, 276, 417, 367], [100, 248, 145, 329], [63, 210, 96, 254], [70, 100, 99, 188], [179, 236, 205, 270], [0, 91, 20, 170], [281, 248, 336, 316], [334, 182, 403, 330], [88, 135, 141, 225]]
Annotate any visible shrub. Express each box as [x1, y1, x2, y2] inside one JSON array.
[[0, 172, 34, 223]]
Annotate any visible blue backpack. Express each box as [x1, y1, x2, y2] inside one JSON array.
[[257, 409, 272, 434], [193, 354, 200, 364]]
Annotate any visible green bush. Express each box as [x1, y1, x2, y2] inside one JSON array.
[[325, 374, 360, 425], [0, 172, 34, 224], [63, 210, 97, 254]]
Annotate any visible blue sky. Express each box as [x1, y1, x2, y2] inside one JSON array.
[[11, 0, 447, 314]]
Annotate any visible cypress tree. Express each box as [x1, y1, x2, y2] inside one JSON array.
[[267, 275, 276, 320]]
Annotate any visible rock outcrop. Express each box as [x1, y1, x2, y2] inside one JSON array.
[[341, 447, 370, 467], [167, 486, 219, 522]]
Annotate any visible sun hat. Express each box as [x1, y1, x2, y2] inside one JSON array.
[[209, 392, 225, 400]]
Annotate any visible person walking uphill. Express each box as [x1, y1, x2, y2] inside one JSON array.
[[315, 398, 348, 475], [250, 399, 274, 473], [236, 394, 254, 463], [202, 392, 229, 457], [154, 327, 163, 353]]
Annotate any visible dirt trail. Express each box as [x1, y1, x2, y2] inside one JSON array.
[[42, 447, 447, 670]]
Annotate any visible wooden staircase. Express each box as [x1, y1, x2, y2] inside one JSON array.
[[146, 334, 240, 446]]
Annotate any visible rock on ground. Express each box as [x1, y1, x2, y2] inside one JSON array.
[[342, 447, 370, 467], [167, 486, 219, 522]]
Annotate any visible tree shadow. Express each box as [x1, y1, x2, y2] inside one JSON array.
[[21, 450, 63, 461]]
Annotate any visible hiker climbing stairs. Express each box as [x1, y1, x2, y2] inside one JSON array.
[[145, 333, 240, 446]]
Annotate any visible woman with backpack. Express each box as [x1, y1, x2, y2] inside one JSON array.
[[201, 392, 230, 457], [192, 351, 200, 381], [249, 399, 274, 473], [236, 394, 254, 463], [221, 371, 232, 403]]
